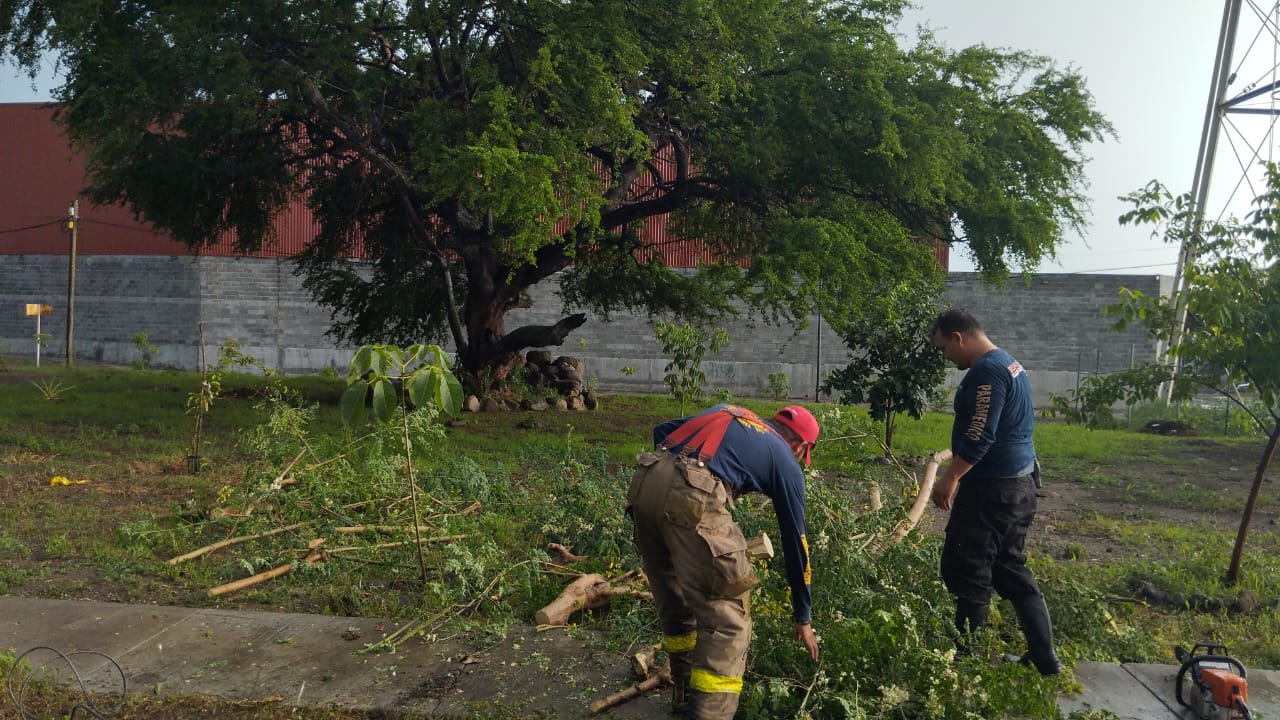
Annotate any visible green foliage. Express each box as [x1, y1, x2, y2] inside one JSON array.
[[2, 0, 1111, 388], [763, 371, 791, 401], [825, 283, 946, 456], [340, 344, 463, 427], [654, 322, 729, 415], [131, 332, 158, 369], [32, 332, 50, 348], [1045, 365, 1172, 429]]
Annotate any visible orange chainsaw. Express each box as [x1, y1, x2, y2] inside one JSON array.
[[1175, 643, 1254, 720]]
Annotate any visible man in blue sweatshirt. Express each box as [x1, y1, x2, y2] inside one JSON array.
[[929, 309, 1061, 675]]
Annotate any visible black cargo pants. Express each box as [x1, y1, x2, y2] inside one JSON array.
[[940, 474, 1042, 606]]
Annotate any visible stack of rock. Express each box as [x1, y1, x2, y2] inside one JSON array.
[[462, 350, 599, 412]]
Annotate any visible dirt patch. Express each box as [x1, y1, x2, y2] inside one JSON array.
[[1033, 438, 1270, 561]]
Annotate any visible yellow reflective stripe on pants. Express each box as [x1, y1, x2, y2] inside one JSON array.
[[663, 630, 697, 654], [690, 667, 743, 694]]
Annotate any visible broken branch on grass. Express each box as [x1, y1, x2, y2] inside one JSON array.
[[167, 521, 314, 565], [325, 534, 468, 554], [589, 668, 671, 713], [335, 524, 439, 535], [547, 543, 587, 564], [535, 569, 652, 627], [207, 539, 326, 597], [270, 448, 307, 490]]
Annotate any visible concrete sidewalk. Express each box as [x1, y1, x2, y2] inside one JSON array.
[[3, 596, 1280, 718], [1062, 659, 1280, 719], [0, 596, 663, 718]]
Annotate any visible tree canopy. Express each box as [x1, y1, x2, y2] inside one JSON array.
[[1, 0, 1111, 384]]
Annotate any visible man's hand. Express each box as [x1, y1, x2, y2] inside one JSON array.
[[931, 472, 960, 511], [794, 622, 818, 661], [931, 456, 973, 511]]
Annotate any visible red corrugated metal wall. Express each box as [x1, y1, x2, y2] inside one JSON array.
[[0, 103, 949, 269]]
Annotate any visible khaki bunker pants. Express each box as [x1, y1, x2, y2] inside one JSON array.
[[627, 452, 756, 720]]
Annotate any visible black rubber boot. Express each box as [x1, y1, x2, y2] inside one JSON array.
[[953, 600, 990, 657], [1010, 594, 1062, 676], [670, 652, 691, 714]]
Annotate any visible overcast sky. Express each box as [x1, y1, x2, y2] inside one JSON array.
[[903, 1, 1275, 275], [1, 2, 1270, 276]]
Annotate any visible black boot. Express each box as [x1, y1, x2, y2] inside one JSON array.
[[954, 600, 989, 656], [1010, 594, 1062, 675], [669, 651, 691, 714]]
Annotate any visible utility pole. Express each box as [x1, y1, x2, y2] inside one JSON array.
[[66, 199, 78, 367]]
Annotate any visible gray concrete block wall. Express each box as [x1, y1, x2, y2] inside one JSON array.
[[943, 273, 1169, 374], [196, 257, 354, 373], [0, 255, 1171, 406], [0, 255, 201, 366]]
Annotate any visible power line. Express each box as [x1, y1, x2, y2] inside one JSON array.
[[0, 219, 63, 235], [944, 261, 1178, 282]]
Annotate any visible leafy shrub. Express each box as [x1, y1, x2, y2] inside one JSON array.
[[764, 371, 791, 401]]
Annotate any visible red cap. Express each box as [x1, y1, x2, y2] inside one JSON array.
[[773, 405, 819, 466]]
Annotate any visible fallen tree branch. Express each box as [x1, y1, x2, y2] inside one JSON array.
[[547, 543, 587, 564], [335, 524, 438, 535], [589, 668, 671, 713], [325, 534, 468, 554], [535, 569, 649, 626], [869, 449, 951, 555], [167, 521, 314, 565], [207, 539, 326, 597], [270, 449, 307, 490]]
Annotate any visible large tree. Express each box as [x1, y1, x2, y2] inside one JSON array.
[[1, 0, 1110, 386]]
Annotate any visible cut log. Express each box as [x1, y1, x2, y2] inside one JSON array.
[[631, 643, 663, 678], [589, 669, 671, 714], [535, 569, 649, 626], [746, 533, 774, 560]]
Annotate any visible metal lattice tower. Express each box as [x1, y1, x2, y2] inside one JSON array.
[[1166, 0, 1280, 398]]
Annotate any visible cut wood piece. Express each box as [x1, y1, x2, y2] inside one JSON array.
[[631, 643, 663, 678], [746, 533, 774, 560], [589, 669, 671, 714], [535, 570, 649, 626]]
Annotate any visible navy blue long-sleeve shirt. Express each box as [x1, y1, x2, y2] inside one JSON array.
[[653, 404, 813, 623], [951, 348, 1037, 478]]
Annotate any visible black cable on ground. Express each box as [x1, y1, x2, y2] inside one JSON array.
[[6, 646, 126, 719]]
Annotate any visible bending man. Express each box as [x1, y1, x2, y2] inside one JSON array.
[[627, 403, 821, 719]]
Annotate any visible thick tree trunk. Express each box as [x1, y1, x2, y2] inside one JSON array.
[[1225, 421, 1280, 585], [456, 246, 584, 391]]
